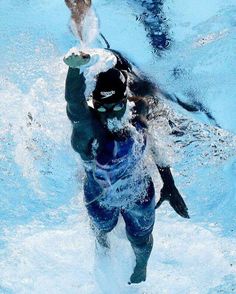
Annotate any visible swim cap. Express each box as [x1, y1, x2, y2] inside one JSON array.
[[93, 68, 127, 104]]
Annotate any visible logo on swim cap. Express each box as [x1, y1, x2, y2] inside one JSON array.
[[93, 68, 127, 103], [100, 90, 116, 99]]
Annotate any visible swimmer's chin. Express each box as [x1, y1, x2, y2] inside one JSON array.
[[107, 117, 125, 132], [106, 103, 134, 132]]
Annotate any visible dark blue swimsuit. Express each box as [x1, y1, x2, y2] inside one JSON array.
[[83, 123, 155, 237]]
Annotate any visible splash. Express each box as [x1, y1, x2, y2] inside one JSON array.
[[106, 101, 135, 132]]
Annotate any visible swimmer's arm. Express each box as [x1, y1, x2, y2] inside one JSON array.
[[65, 67, 100, 160], [155, 166, 190, 219], [65, 67, 91, 123], [129, 96, 149, 128], [129, 96, 148, 115], [109, 49, 133, 72]]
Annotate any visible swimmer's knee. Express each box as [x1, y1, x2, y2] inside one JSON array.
[[90, 221, 115, 235], [126, 231, 153, 246]]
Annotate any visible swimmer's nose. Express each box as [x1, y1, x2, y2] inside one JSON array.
[[105, 112, 117, 119]]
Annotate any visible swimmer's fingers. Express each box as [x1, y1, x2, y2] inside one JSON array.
[[84, 0, 91, 6], [155, 185, 190, 219], [65, 0, 74, 9], [169, 193, 190, 219], [65, 0, 91, 10], [63, 52, 90, 68], [155, 198, 164, 209], [63, 54, 79, 67]]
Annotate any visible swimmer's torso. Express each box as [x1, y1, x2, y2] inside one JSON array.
[[83, 123, 152, 208]]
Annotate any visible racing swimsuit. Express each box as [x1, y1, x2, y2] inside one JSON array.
[[83, 121, 155, 237]]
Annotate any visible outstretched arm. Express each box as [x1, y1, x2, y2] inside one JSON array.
[[155, 166, 190, 219], [64, 52, 97, 160], [64, 52, 92, 122], [65, 67, 89, 122]]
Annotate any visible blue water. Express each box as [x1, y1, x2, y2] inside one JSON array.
[[0, 0, 236, 293]]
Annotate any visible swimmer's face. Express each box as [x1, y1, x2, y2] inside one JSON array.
[[93, 98, 127, 126]]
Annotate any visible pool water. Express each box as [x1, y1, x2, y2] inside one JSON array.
[[0, 0, 236, 293]]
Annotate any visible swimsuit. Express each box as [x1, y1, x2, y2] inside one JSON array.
[[83, 124, 155, 237]]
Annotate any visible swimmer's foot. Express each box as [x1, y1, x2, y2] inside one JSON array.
[[129, 262, 147, 284], [96, 231, 110, 249], [63, 51, 91, 68], [128, 234, 153, 284], [95, 232, 110, 257]]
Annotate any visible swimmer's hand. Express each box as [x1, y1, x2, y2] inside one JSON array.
[[155, 185, 190, 219], [65, 0, 91, 8], [84, 0, 91, 5], [63, 52, 91, 68]]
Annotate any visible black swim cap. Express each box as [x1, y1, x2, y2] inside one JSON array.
[[93, 68, 127, 104]]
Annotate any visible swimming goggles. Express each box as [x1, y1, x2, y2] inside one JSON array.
[[94, 99, 126, 113]]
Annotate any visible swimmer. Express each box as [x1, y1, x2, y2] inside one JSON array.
[[63, 48, 189, 284], [65, 0, 91, 40]]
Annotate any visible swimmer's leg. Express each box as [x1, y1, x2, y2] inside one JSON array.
[[84, 180, 119, 248], [91, 223, 114, 249], [122, 181, 155, 284], [127, 232, 153, 284], [86, 201, 119, 249]]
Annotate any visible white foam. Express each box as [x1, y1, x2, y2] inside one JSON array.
[[1, 0, 236, 293], [106, 101, 135, 132]]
